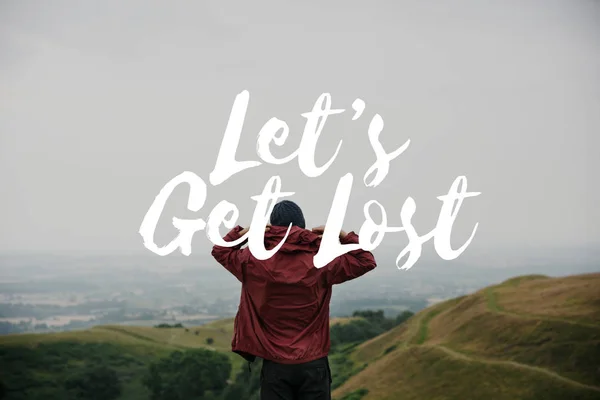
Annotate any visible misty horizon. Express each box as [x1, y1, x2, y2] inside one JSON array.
[[1, 1, 598, 271]]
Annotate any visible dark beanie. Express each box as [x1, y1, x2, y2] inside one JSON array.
[[270, 200, 306, 229]]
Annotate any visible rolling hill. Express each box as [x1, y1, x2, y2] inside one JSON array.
[[0, 318, 240, 399], [1, 273, 599, 399], [0, 314, 363, 399], [333, 273, 600, 400]]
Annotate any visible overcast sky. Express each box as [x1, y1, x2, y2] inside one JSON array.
[[1, 0, 598, 263]]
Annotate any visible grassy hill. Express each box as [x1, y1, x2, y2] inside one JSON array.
[[333, 273, 600, 400], [2, 273, 599, 400], [0, 314, 364, 399], [0, 318, 240, 399]]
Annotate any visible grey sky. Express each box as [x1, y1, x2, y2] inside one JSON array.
[[1, 0, 598, 261]]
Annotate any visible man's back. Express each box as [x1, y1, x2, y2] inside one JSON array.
[[211, 224, 376, 364], [210, 200, 377, 400]]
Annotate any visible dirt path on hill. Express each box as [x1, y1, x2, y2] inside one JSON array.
[[434, 345, 600, 393]]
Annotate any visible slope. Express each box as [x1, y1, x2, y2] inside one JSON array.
[[333, 273, 600, 400], [0, 316, 356, 399], [0, 318, 238, 400]]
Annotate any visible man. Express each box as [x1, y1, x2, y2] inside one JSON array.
[[211, 200, 377, 399]]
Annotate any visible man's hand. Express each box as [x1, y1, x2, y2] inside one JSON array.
[[311, 225, 347, 239], [238, 224, 271, 236]]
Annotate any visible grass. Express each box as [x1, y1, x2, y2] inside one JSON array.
[[0, 340, 165, 400], [0, 319, 240, 400], [500, 274, 549, 287], [333, 272, 600, 400], [0, 315, 368, 399], [334, 345, 600, 400], [492, 273, 600, 326], [350, 296, 467, 365], [484, 287, 503, 312], [3, 273, 599, 400], [350, 323, 410, 364], [412, 309, 442, 345]]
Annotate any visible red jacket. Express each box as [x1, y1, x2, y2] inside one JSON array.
[[211, 224, 377, 364]]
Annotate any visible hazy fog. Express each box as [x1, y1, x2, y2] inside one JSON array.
[[1, 1, 598, 265]]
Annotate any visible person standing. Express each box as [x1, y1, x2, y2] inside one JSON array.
[[211, 200, 377, 399]]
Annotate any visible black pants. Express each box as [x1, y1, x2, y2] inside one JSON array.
[[260, 356, 332, 400]]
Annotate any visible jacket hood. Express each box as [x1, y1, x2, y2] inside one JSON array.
[[263, 225, 321, 253]]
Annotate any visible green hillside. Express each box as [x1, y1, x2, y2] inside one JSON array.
[[333, 273, 600, 400], [0, 314, 374, 400], [2, 273, 599, 400], [0, 318, 240, 400]]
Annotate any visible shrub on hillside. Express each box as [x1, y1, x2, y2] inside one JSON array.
[[143, 349, 231, 400], [221, 358, 263, 400], [332, 309, 415, 347], [154, 323, 184, 328], [395, 310, 414, 325], [64, 364, 121, 400]]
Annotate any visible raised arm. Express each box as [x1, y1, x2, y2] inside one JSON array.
[[210, 225, 250, 282], [312, 227, 377, 286]]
